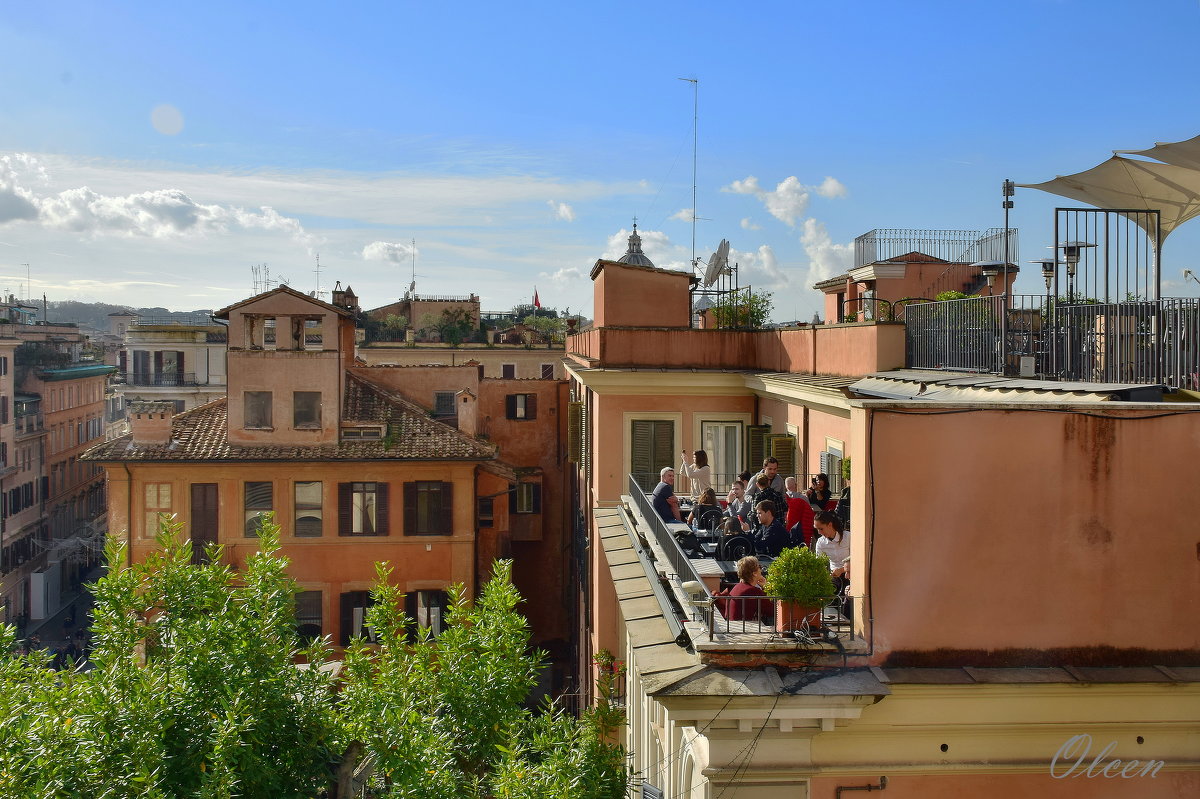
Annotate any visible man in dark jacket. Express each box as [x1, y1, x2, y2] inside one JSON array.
[[739, 500, 790, 557]]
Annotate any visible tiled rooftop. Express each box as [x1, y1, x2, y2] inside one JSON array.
[[82, 372, 496, 462]]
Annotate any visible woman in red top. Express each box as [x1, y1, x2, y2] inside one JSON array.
[[723, 555, 772, 623]]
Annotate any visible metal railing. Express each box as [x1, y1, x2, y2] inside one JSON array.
[[906, 294, 1200, 387], [854, 227, 1017, 269], [626, 474, 705, 589], [117, 371, 200, 386], [131, 314, 218, 327]]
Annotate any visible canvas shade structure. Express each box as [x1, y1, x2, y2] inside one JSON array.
[[1017, 155, 1200, 242], [1119, 134, 1200, 171]]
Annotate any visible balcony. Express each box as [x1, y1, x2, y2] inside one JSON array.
[[619, 474, 862, 665], [117, 371, 200, 387], [14, 413, 44, 438]]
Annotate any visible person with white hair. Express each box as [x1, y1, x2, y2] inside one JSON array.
[[651, 466, 682, 523]]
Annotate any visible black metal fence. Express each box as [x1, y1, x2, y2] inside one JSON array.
[[906, 294, 1200, 388], [626, 474, 705, 589], [117, 372, 200, 386]]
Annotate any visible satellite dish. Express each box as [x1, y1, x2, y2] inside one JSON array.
[[703, 239, 731, 287]]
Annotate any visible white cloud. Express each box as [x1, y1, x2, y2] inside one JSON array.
[[542, 265, 586, 285], [740, 217, 761, 231], [362, 240, 417, 263], [800, 218, 854, 284], [815, 176, 847, 198], [547, 200, 576, 222], [722, 174, 848, 227], [670, 208, 693, 222], [0, 153, 318, 249]]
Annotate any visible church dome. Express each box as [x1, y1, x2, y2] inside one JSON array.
[[616, 223, 655, 268]]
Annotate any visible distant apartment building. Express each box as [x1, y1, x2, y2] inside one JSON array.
[[366, 290, 481, 342], [84, 284, 574, 688], [0, 320, 114, 625], [359, 343, 566, 379], [565, 243, 1199, 797]]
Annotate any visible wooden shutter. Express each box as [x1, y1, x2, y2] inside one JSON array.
[[531, 484, 542, 514], [525, 394, 537, 420], [340, 590, 370, 646], [630, 421, 653, 491], [508, 483, 517, 514], [376, 482, 390, 536], [567, 401, 582, 463], [746, 425, 771, 472], [768, 434, 797, 478], [404, 592, 419, 643], [189, 483, 218, 564], [153, 350, 163, 374], [403, 482, 417, 536], [505, 394, 517, 419], [337, 482, 352, 536]]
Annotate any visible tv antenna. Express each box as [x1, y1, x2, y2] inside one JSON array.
[[678, 77, 698, 268]]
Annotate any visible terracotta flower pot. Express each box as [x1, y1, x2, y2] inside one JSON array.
[[774, 599, 823, 634]]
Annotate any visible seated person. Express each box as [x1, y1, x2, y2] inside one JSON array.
[[805, 473, 833, 510], [739, 500, 789, 557], [718, 555, 772, 622], [814, 510, 851, 617], [724, 480, 753, 527], [751, 474, 786, 520], [651, 466, 682, 524], [784, 475, 803, 499], [785, 495, 815, 548], [687, 487, 721, 529]]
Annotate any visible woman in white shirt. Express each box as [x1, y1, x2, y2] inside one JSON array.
[[679, 449, 712, 499], [814, 510, 851, 617]]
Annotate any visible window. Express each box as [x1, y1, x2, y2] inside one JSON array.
[[243, 481, 273, 537], [294, 481, 323, 537], [406, 590, 449, 638], [190, 483, 219, 564], [293, 391, 321, 428], [244, 391, 272, 429], [342, 426, 383, 439], [540, 363, 554, 379], [505, 393, 537, 420], [433, 391, 456, 417], [339, 590, 375, 645], [404, 481, 452, 535], [501, 363, 516, 379], [338, 482, 389, 536], [477, 497, 494, 528], [701, 421, 743, 493], [144, 482, 172, 537], [510, 482, 541, 514], [295, 590, 322, 640], [630, 419, 674, 492]]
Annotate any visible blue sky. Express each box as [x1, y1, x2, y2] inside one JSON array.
[[3, 0, 1200, 320]]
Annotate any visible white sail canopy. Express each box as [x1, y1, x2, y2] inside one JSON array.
[[1118, 134, 1200, 171], [1018, 155, 1200, 241]]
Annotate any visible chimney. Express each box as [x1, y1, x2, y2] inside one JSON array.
[[455, 389, 478, 437], [130, 401, 175, 446]]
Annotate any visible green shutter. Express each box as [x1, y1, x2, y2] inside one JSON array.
[[746, 424, 771, 472], [767, 434, 797, 479]]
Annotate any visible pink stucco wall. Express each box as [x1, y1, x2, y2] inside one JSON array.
[[855, 403, 1200, 662], [591, 261, 693, 329]]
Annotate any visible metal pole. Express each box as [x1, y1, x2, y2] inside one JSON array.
[[1002, 180, 1013, 374]]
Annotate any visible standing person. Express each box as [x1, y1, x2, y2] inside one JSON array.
[[679, 449, 712, 499], [814, 511, 851, 617], [651, 467, 682, 523], [746, 457, 786, 502], [806, 473, 833, 510]]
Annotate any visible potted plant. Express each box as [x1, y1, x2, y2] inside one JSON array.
[[763, 545, 835, 633]]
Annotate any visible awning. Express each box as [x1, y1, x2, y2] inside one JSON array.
[[1118, 134, 1200, 171], [1018, 155, 1200, 241]]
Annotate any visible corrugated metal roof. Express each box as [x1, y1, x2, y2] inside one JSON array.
[[850, 369, 1167, 403]]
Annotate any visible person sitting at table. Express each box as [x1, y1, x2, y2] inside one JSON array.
[[739, 500, 789, 557], [718, 555, 772, 623], [725, 480, 752, 524], [784, 475, 803, 498], [814, 510, 851, 616], [687, 487, 721, 529], [785, 494, 816, 548], [679, 449, 712, 499], [749, 473, 786, 520], [651, 466, 682, 523], [805, 473, 833, 510]]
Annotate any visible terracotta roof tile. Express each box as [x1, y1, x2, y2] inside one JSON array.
[[82, 372, 495, 463]]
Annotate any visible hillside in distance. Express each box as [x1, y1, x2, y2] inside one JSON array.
[[38, 301, 216, 333]]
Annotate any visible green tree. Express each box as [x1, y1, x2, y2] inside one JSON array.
[[520, 315, 565, 348], [383, 313, 409, 340], [0, 517, 338, 798], [711, 288, 774, 328]]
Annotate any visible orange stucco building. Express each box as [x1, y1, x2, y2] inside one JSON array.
[[84, 285, 573, 677], [565, 250, 1199, 797]]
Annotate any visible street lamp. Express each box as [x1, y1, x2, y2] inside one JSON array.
[[971, 260, 1004, 293], [1030, 258, 1056, 292], [1050, 241, 1095, 301]]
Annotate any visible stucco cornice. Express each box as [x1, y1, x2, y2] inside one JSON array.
[[564, 363, 751, 396], [744, 374, 854, 417]]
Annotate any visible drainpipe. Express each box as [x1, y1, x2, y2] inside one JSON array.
[[834, 776, 887, 798], [121, 462, 133, 567]]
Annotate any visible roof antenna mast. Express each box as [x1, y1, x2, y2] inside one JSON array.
[[678, 77, 699, 269]]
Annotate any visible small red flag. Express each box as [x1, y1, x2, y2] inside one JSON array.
[[533, 289, 541, 309]]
